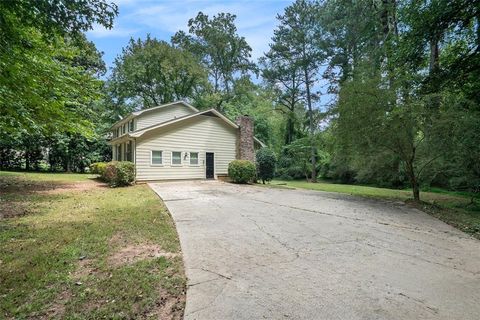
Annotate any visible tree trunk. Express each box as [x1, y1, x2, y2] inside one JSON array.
[[406, 161, 420, 201], [412, 178, 420, 201], [25, 151, 30, 171], [429, 39, 439, 73], [304, 69, 317, 183], [285, 114, 294, 145]]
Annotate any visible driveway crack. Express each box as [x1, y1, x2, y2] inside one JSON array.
[[240, 213, 300, 259], [192, 267, 233, 280], [250, 198, 366, 223]]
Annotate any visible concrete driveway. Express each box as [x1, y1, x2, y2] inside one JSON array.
[[149, 181, 480, 320]]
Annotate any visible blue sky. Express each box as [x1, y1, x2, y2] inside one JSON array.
[[86, 0, 293, 72]]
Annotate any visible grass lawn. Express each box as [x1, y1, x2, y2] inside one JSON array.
[[0, 171, 186, 319], [268, 179, 480, 239]]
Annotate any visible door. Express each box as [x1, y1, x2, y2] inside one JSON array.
[[206, 152, 214, 179]]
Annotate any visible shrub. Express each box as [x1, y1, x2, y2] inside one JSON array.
[[256, 148, 276, 184], [228, 160, 256, 184], [102, 161, 135, 187], [90, 162, 107, 176]]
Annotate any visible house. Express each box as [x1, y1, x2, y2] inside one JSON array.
[[108, 101, 264, 181]]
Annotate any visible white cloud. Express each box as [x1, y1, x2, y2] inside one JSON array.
[[87, 24, 139, 38]]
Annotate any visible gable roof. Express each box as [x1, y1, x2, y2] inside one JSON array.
[[131, 100, 198, 116], [109, 108, 266, 147], [110, 101, 198, 129]]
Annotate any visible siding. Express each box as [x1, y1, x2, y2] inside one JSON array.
[[135, 115, 238, 181], [135, 103, 195, 130]]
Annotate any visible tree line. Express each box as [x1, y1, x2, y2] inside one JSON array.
[[1, 0, 479, 201]]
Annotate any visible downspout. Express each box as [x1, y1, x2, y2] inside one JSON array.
[[133, 137, 137, 183]]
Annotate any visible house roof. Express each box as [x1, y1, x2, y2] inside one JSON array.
[[110, 101, 199, 130], [109, 108, 266, 147]]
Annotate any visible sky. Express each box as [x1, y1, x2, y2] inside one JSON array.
[[86, 0, 293, 73]]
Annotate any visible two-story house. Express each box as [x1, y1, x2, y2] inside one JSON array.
[[108, 101, 264, 181]]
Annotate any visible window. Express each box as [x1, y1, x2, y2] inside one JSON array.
[[129, 120, 134, 132], [190, 152, 199, 165], [126, 141, 132, 162], [123, 124, 126, 134], [172, 151, 182, 165], [151, 151, 163, 165]]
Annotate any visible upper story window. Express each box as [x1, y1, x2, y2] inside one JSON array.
[[113, 118, 135, 138]]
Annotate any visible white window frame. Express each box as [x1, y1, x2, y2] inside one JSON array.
[[171, 151, 182, 166], [189, 152, 199, 166], [151, 150, 163, 166]]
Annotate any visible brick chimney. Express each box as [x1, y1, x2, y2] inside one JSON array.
[[236, 115, 255, 162]]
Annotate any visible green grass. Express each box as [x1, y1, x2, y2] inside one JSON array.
[[0, 170, 95, 182], [268, 179, 480, 239], [0, 171, 186, 319]]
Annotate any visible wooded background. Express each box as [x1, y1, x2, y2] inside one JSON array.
[[1, 0, 479, 201]]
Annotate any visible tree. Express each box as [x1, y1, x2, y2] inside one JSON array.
[[172, 12, 257, 105], [260, 40, 305, 145], [272, 0, 326, 182], [110, 36, 208, 110], [0, 0, 117, 39], [334, 72, 429, 201], [0, 30, 104, 136], [256, 148, 277, 184], [0, 0, 117, 135]]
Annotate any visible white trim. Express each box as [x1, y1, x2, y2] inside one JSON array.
[[150, 150, 163, 166], [254, 137, 266, 148]]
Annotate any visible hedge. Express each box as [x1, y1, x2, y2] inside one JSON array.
[[92, 161, 135, 187], [256, 148, 276, 184], [228, 160, 256, 184], [89, 162, 107, 176]]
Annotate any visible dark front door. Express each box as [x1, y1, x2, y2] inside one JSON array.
[[206, 152, 214, 179]]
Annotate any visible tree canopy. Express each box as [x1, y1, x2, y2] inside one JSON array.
[[109, 36, 208, 111], [1, 0, 479, 204], [172, 12, 257, 106]]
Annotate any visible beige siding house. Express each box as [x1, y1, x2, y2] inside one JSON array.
[[108, 101, 264, 181]]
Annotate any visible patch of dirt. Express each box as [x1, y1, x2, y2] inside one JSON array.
[[71, 258, 100, 279], [0, 200, 32, 219], [0, 175, 106, 196], [108, 244, 180, 267], [38, 289, 72, 320], [37, 181, 106, 195], [144, 287, 186, 320]]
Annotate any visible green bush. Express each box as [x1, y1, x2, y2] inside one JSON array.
[[256, 148, 276, 184], [89, 162, 107, 176], [102, 161, 135, 187], [228, 160, 256, 184]]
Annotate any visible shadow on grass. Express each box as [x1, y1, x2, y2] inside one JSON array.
[[0, 174, 108, 219]]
